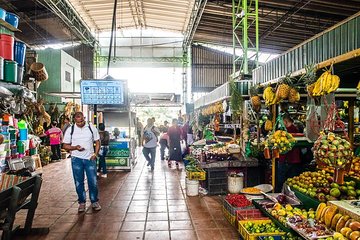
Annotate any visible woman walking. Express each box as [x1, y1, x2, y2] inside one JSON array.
[[97, 123, 110, 178], [167, 118, 183, 168]]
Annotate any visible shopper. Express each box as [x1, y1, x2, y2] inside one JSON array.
[[62, 117, 71, 134], [63, 111, 101, 212], [276, 114, 301, 192], [159, 123, 169, 161], [97, 123, 110, 178], [44, 121, 63, 162], [143, 118, 160, 171], [136, 117, 143, 146], [167, 118, 183, 168]]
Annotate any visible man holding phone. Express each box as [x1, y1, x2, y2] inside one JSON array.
[[63, 112, 101, 213]]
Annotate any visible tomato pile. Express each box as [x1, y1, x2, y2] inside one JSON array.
[[225, 194, 252, 208]]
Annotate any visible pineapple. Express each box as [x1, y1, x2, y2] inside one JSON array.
[[264, 120, 273, 131], [276, 83, 290, 100], [250, 85, 261, 112], [288, 87, 300, 103]]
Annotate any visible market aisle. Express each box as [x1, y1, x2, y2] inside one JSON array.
[[12, 150, 239, 240]]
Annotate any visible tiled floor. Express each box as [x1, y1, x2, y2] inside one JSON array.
[[12, 149, 239, 240]]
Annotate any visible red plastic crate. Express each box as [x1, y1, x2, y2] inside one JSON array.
[[236, 208, 269, 221]]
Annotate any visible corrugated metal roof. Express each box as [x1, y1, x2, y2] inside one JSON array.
[[194, 0, 360, 53], [67, 0, 195, 33]]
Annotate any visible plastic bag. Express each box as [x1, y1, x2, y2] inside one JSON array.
[[306, 97, 321, 141], [180, 140, 187, 155]]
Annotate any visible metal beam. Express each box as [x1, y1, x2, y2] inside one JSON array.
[[260, 0, 313, 41], [182, 0, 208, 49], [38, 0, 97, 46], [97, 56, 184, 63]]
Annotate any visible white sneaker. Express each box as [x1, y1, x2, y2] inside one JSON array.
[[101, 174, 107, 178]]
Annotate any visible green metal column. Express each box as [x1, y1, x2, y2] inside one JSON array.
[[232, 0, 259, 77]]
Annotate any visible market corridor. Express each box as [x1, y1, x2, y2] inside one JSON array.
[[13, 151, 239, 240]]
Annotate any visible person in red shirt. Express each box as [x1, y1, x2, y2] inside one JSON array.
[[45, 121, 63, 162], [276, 114, 301, 192]]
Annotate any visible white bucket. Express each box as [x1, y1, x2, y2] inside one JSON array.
[[228, 175, 244, 194], [186, 178, 199, 196]]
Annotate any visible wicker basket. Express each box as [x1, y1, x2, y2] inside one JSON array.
[[30, 62, 48, 81]]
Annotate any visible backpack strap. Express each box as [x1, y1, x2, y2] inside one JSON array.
[[70, 124, 94, 144], [70, 125, 75, 144]]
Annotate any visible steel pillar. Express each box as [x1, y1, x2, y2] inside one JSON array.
[[183, 0, 208, 49], [232, 0, 259, 77]]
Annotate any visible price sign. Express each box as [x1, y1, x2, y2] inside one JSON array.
[[224, 124, 241, 128]]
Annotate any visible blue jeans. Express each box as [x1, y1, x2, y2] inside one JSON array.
[[143, 147, 156, 168], [98, 146, 108, 174], [71, 157, 98, 203]]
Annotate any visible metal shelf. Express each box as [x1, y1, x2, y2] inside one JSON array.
[[0, 19, 21, 32]]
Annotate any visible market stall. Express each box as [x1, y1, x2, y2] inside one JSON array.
[[185, 11, 360, 240], [80, 79, 137, 171]]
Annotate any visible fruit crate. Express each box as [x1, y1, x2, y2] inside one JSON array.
[[186, 170, 206, 180], [205, 168, 228, 195], [223, 196, 254, 216], [206, 167, 228, 179], [236, 209, 269, 221], [289, 186, 320, 210], [222, 206, 237, 227], [252, 200, 294, 233], [238, 220, 286, 240], [207, 183, 227, 195]]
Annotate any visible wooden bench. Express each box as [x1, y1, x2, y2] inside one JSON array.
[[0, 175, 49, 239], [0, 185, 21, 240]]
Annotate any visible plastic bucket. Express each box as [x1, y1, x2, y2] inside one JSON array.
[[19, 128, 28, 140], [0, 8, 6, 20], [186, 178, 199, 196], [0, 34, 14, 60], [14, 41, 26, 66], [5, 12, 19, 29], [9, 129, 16, 141], [228, 175, 244, 194], [30, 62, 48, 81], [0, 57, 3, 80], [17, 65, 24, 84], [4, 60, 17, 83]]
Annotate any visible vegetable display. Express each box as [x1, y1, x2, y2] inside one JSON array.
[[225, 194, 251, 208]]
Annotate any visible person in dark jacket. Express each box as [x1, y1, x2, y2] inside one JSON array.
[[167, 119, 183, 168], [276, 114, 301, 192], [97, 123, 110, 178]]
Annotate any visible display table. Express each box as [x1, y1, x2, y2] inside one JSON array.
[[200, 158, 259, 168], [105, 138, 137, 171], [329, 200, 360, 221]]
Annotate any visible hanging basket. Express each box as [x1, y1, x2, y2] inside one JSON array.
[[264, 114, 296, 155]]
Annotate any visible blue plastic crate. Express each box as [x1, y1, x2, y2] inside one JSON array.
[[258, 236, 282, 240]]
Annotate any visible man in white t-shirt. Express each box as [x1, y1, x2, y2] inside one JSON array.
[[143, 118, 160, 171], [63, 112, 101, 213]]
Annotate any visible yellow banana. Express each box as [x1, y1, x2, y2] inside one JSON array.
[[263, 87, 275, 105], [328, 75, 340, 93], [312, 79, 322, 96], [323, 71, 332, 94]]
